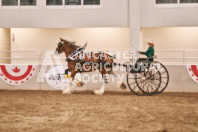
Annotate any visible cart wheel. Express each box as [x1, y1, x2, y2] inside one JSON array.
[[135, 63, 161, 95], [127, 69, 146, 96], [153, 61, 169, 94]]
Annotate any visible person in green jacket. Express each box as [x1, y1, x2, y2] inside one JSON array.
[[133, 39, 155, 72], [139, 39, 155, 62]]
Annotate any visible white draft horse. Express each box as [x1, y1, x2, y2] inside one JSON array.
[[55, 38, 126, 95]]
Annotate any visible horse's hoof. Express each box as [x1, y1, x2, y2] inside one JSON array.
[[120, 83, 127, 90], [77, 82, 84, 87], [93, 90, 104, 95], [62, 88, 72, 94]]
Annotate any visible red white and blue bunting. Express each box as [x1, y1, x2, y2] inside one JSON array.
[[0, 65, 36, 85], [186, 65, 198, 84]]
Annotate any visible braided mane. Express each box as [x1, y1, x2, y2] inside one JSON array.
[[69, 41, 80, 48], [61, 38, 80, 49]]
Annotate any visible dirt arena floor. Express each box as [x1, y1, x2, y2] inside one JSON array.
[[0, 90, 197, 132]]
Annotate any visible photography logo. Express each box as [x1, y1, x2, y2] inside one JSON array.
[[46, 66, 81, 90]]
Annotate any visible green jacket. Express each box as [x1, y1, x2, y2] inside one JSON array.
[[140, 46, 154, 58]]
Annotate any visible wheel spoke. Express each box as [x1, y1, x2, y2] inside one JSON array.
[[159, 71, 167, 75], [152, 80, 159, 87], [132, 85, 138, 90], [153, 80, 160, 85], [161, 80, 168, 84], [146, 82, 151, 93], [150, 81, 158, 90], [129, 81, 136, 85], [148, 81, 155, 93], [141, 81, 147, 92]]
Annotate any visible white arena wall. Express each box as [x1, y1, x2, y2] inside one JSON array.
[[1, 0, 198, 28], [142, 27, 198, 51], [10, 28, 130, 52], [0, 65, 198, 93], [141, 0, 198, 27], [0, 28, 10, 64]]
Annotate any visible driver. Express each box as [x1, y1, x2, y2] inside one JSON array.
[[133, 39, 155, 72], [138, 39, 155, 62]]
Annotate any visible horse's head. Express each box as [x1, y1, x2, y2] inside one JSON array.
[[55, 37, 80, 57], [55, 38, 65, 54]]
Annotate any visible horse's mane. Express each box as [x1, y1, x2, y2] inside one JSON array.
[[62, 38, 80, 48]]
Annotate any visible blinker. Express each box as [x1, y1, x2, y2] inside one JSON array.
[[58, 43, 62, 47]]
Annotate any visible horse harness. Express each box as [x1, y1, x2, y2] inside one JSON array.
[[65, 43, 114, 74]]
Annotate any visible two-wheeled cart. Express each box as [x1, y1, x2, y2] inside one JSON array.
[[124, 61, 169, 96]]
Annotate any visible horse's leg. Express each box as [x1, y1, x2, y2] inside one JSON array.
[[93, 69, 107, 95], [74, 77, 84, 87], [110, 70, 127, 90], [62, 78, 72, 94], [62, 70, 76, 94]]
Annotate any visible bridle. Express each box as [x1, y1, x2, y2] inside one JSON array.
[[57, 41, 75, 56], [57, 42, 63, 53]]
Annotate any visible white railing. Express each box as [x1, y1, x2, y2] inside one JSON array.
[[0, 50, 198, 65], [155, 50, 198, 65]]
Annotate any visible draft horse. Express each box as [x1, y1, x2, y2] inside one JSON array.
[[55, 38, 126, 95]]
